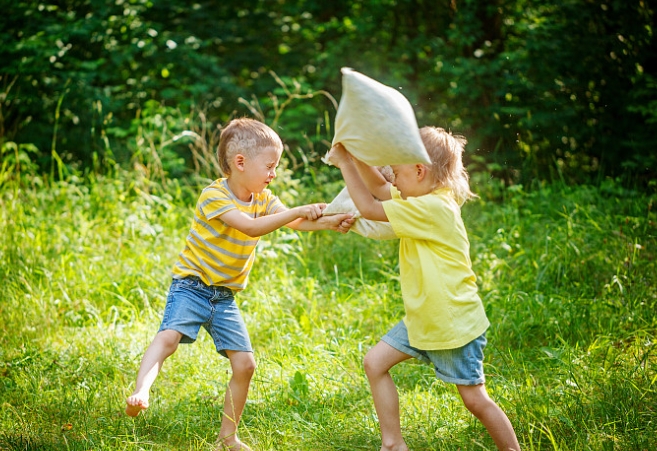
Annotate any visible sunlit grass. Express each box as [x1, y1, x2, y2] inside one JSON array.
[[1, 169, 655, 450]]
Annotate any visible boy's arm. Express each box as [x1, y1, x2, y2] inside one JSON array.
[[220, 203, 325, 237], [287, 213, 355, 232], [327, 144, 389, 222]]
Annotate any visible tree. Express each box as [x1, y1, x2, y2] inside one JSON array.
[[1, 0, 655, 185]]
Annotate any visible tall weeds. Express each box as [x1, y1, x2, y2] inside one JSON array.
[[1, 93, 655, 449]]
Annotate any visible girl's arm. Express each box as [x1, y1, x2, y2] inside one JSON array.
[[352, 158, 392, 201], [327, 144, 389, 222]]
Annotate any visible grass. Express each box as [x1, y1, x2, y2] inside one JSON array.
[[0, 167, 655, 450]]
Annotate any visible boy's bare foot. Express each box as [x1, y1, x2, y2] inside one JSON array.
[[381, 443, 410, 451], [125, 393, 149, 417], [215, 438, 252, 451]]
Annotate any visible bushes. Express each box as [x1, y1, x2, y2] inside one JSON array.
[[2, 1, 656, 185]]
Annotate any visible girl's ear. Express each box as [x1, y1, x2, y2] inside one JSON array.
[[234, 154, 246, 172], [416, 163, 427, 180]]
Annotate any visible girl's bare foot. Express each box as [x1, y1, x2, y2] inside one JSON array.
[[125, 393, 149, 417]]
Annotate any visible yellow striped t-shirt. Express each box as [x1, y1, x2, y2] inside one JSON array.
[[171, 178, 284, 290]]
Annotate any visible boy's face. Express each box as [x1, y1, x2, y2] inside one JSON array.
[[242, 146, 282, 193]]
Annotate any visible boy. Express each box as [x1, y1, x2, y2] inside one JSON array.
[[126, 118, 354, 451], [328, 127, 521, 451]]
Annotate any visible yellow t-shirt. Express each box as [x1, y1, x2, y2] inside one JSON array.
[[382, 186, 489, 350], [171, 178, 284, 290]]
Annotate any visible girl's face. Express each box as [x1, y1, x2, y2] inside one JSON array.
[[390, 164, 418, 199], [390, 163, 433, 199]]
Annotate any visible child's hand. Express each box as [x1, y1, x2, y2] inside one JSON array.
[[335, 214, 355, 234], [321, 213, 356, 233], [327, 143, 352, 168], [295, 203, 326, 220]]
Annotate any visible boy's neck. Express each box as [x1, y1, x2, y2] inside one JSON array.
[[226, 177, 253, 202]]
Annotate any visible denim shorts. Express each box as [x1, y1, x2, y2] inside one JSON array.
[[159, 277, 252, 358], [382, 320, 487, 386]]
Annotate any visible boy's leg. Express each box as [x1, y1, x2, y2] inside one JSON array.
[[215, 350, 256, 451], [363, 341, 412, 451], [457, 384, 521, 451], [126, 329, 182, 417]]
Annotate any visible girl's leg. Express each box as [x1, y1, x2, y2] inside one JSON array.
[[216, 350, 256, 451], [457, 384, 521, 451], [126, 329, 182, 416], [363, 341, 412, 451]]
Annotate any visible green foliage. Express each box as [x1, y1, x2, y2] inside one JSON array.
[[467, 181, 657, 350], [1, 163, 655, 449], [0, 141, 40, 184], [1, 1, 655, 185]]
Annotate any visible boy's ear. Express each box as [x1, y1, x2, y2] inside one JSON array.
[[234, 154, 246, 172]]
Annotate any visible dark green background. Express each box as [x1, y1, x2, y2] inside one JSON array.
[[1, 0, 655, 185]]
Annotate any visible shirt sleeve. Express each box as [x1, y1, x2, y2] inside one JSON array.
[[198, 183, 236, 221], [262, 190, 285, 215]]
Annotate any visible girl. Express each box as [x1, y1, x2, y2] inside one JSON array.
[[328, 127, 521, 451]]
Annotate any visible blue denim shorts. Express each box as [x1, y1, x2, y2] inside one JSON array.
[[382, 320, 487, 385], [159, 277, 252, 358]]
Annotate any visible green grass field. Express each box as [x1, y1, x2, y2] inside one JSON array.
[[1, 168, 655, 450]]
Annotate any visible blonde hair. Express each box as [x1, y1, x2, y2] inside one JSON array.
[[217, 118, 283, 176], [420, 126, 476, 206]]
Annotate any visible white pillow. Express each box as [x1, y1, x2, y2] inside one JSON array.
[[331, 67, 431, 166], [324, 186, 398, 241]]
